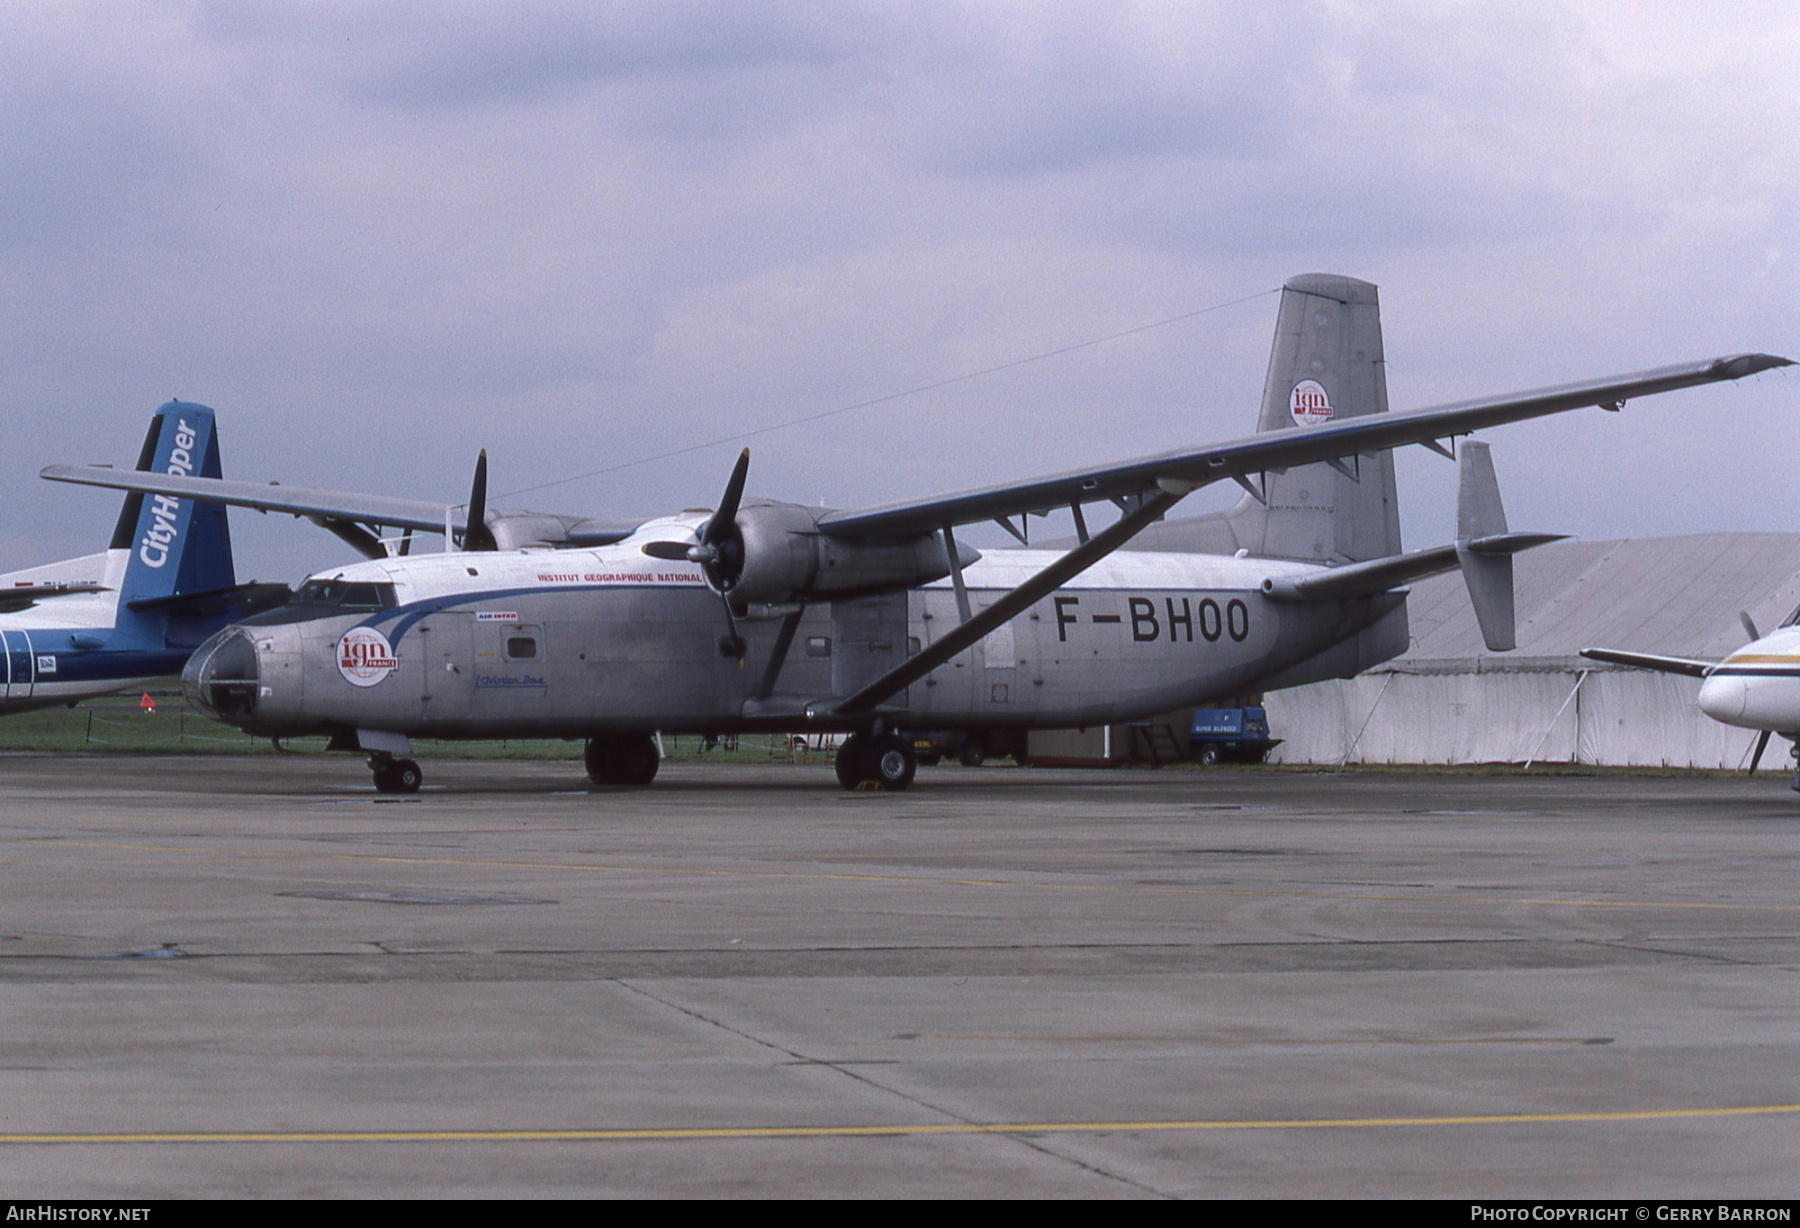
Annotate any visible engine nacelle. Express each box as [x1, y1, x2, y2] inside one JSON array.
[[726, 502, 979, 605]]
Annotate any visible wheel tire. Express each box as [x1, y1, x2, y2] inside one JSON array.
[[610, 735, 660, 786], [372, 761, 401, 794], [586, 735, 659, 785], [393, 759, 423, 793], [834, 734, 867, 790], [862, 734, 916, 792], [1197, 744, 1221, 767], [584, 736, 613, 784], [958, 743, 986, 768]]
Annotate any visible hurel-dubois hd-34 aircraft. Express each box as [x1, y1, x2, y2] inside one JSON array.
[[46, 275, 1789, 793]]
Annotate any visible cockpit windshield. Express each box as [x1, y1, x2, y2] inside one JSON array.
[[239, 578, 400, 626], [291, 579, 399, 610]]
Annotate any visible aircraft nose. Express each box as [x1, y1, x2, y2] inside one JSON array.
[[1697, 673, 1747, 724], [183, 628, 260, 724]]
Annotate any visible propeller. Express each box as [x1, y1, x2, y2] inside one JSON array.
[[643, 449, 751, 659], [461, 450, 497, 552], [1749, 730, 1772, 774], [1738, 613, 1769, 775]]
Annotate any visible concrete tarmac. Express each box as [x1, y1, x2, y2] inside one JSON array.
[[0, 754, 1795, 1198]]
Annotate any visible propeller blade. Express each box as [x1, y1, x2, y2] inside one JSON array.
[[1749, 729, 1772, 774], [1740, 611, 1761, 643], [462, 450, 497, 552], [719, 601, 747, 664], [703, 449, 751, 547], [640, 540, 694, 561]]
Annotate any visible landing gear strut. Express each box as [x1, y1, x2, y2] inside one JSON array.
[[834, 732, 917, 792], [585, 734, 660, 786], [369, 753, 422, 794]]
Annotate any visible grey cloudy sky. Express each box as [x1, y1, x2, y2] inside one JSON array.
[[3, 1, 1794, 583]]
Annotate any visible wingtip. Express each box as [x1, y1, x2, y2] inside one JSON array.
[[1712, 353, 1795, 379]]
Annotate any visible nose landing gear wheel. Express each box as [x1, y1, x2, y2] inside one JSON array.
[[370, 755, 422, 794], [585, 734, 661, 786]]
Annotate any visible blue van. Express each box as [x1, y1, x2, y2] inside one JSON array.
[[1189, 707, 1279, 765]]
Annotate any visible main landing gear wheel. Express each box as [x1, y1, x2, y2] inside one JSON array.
[[585, 734, 661, 786], [835, 733, 916, 792], [370, 755, 422, 794], [834, 734, 866, 790]]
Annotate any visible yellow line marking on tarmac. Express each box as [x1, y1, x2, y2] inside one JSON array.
[[930, 1035, 1608, 1045], [15, 838, 1800, 913], [3, 1103, 1797, 1146]]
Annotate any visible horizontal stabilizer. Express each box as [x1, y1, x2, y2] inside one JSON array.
[[127, 581, 293, 618], [1579, 647, 1714, 678], [0, 582, 110, 615], [1259, 531, 1562, 605]]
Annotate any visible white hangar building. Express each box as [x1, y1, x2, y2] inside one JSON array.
[[1260, 533, 1800, 768]]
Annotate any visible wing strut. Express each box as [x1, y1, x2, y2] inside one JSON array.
[[1231, 473, 1267, 505], [940, 524, 973, 623], [834, 488, 1186, 715], [754, 610, 804, 701]]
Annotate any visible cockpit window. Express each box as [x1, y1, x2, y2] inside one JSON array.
[[1780, 603, 1800, 629], [292, 580, 398, 610], [238, 578, 400, 626]]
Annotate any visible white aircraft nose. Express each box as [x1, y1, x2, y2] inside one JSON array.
[[1692, 673, 1749, 723], [1697, 674, 1747, 724]]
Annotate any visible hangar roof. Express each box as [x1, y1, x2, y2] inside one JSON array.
[[1393, 532, 1800, 672]]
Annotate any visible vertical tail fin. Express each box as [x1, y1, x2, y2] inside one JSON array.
[[113, 402, 236, 642], [1137, 274, 1402, 563]]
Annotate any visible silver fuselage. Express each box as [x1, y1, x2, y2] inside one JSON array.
[[185, 516, 1408, 740]]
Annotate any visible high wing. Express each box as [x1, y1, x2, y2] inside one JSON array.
[[1579, 647, 1715, 678], [820, 354, 1791, 540], [41, 354, 1788, 552], [35, 474, 464, 534], [36, 469, 645, 553]]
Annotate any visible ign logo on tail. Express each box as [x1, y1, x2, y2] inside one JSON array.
[[1289, 380, 1333, 426]]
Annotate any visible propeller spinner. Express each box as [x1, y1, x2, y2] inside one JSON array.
[[642, 449, 752, 659]]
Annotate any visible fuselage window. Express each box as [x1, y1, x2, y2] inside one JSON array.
[[505, 636, 538, 660]]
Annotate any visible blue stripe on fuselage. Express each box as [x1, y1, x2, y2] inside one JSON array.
[[362, 585, 699, 647]]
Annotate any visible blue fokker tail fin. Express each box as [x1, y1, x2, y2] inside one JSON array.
[[113, 403, 236, 641]]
